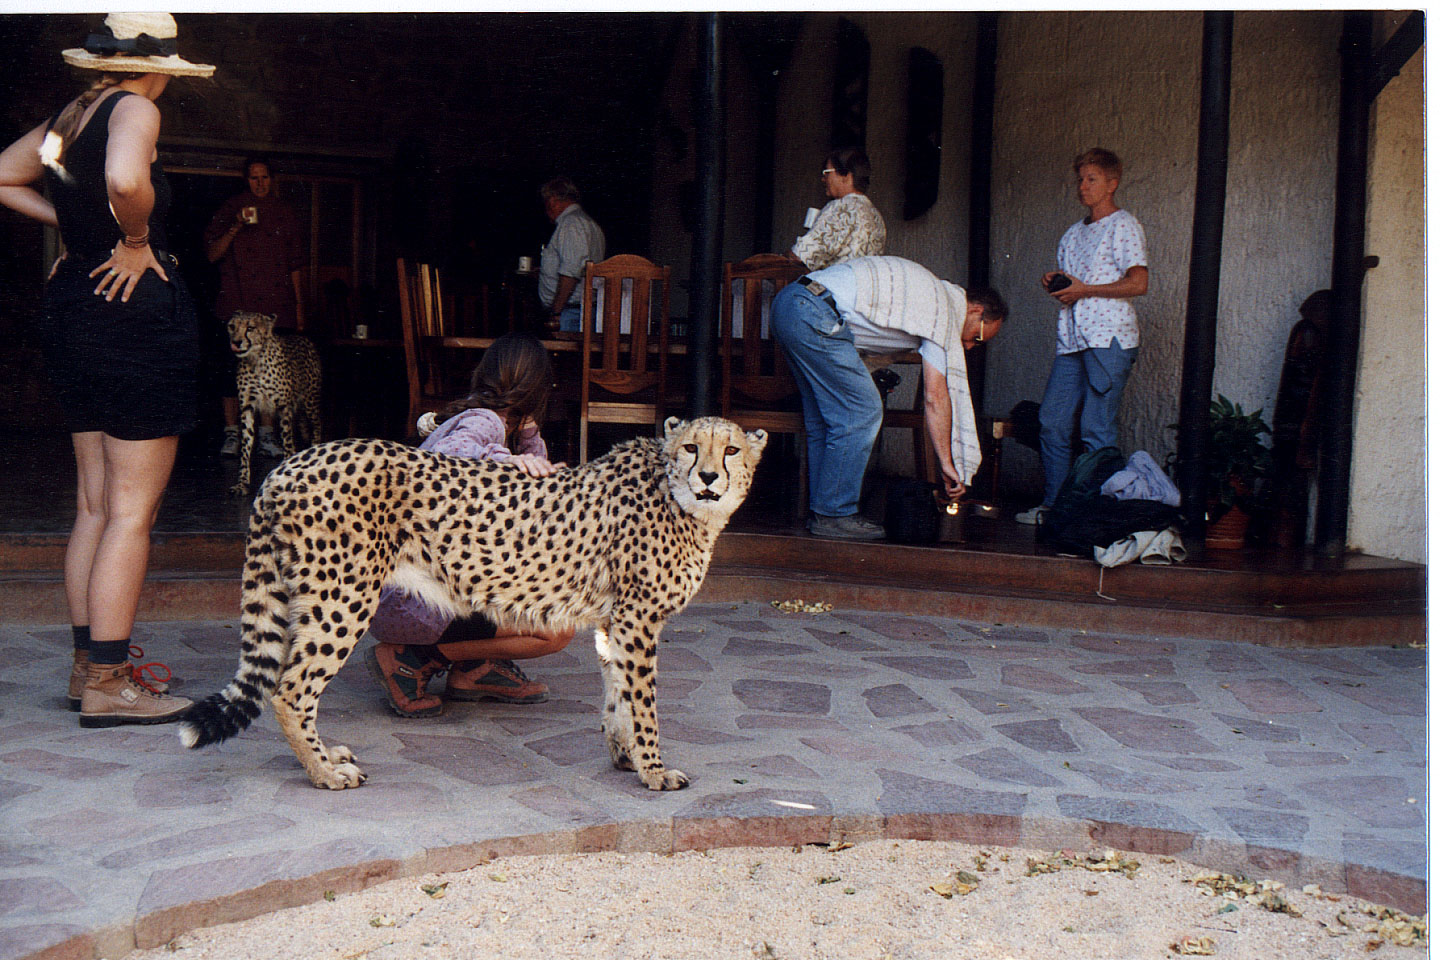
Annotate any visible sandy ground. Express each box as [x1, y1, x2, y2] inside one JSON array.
[[123, 840, 1426, 960]]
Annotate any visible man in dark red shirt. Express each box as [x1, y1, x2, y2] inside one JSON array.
[[203, 157, 306, 455]]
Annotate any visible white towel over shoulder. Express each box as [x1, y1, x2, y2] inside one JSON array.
[[849, 257, 982, 484]]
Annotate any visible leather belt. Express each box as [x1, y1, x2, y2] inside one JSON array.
[[797, 275, 837, 311]]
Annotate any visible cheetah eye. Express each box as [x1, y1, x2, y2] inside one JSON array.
[[724, 446, 739, 456], [683, 444, 698, 454]]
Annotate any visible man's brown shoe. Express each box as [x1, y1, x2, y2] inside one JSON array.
[[78, 661, 193, 728], [365, 641, 446, 718], [445, 659, 548, 704]]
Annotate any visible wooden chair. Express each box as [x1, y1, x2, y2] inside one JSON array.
[[395, 258, 452, 435], [578, 254, 671, 463], [880, 369, 938, 485], [719, 253, 807, 516]]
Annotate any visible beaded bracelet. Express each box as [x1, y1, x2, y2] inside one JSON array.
[[121, 231, 150, 249]]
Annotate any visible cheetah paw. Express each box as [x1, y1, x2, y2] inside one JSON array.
[[327, 744, 358, 766], [607, 743, 636, 771], [640, 767, 689, 791], [310, 762, 367, 790]]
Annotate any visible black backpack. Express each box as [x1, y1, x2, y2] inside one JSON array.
[[1041, 447, 1180, 555]]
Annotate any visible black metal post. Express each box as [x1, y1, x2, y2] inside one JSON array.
[[967, 12, 998, 290], [1314, 12, 1373, 558], [965, 12, 999, 409], [688, 13, 724, 418], [1176, 11, 1233, 543]]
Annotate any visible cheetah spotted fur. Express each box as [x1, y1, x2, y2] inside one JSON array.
[[228, 310, 322, 497], [180, 417, 768, 791]]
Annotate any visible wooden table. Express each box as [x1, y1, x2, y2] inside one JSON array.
[[437, 335, 688, 356]]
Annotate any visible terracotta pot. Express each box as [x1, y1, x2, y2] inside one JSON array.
[[1205, 505, 1250, 550]]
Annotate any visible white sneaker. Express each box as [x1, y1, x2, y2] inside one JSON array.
[[218, 430, 239, 457], [1014, 505, 1050, 525], [256, 433, 285, 458]]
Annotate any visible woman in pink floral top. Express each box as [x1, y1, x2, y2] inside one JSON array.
[[365, 333, 575, 718]]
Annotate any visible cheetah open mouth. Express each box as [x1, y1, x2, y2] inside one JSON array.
[[696, 490, 721, 501]]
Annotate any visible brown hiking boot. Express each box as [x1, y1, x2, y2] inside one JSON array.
[[445, 659, 548, 704], [78, 661, 193, 728], [69, 646, 173, 711], [67, 649, 89, 712], [365, 641, 446, 718]]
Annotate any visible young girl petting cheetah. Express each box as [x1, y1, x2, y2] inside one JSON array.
[[364, 333, 575, 717]]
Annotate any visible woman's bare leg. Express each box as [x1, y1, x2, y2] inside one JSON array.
[[85, 434, 178, 645], [64, 432, 108, 627]]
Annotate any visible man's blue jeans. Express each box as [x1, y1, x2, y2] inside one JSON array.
[[556, 303, 582, 333], [770, 283, 882, 517], [1038, 338, 1138, 505]]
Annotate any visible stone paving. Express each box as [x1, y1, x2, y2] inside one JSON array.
[[0, 604, 1427, 959]]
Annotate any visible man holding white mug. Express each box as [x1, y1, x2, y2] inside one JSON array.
[[203, 156, 307, 456]]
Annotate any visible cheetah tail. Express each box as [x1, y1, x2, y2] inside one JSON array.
[[178, 501, 291, 750]]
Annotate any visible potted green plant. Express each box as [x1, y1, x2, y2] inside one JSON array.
[[1166, 396, 1274, 548], [1201, 396, 1274, 548]]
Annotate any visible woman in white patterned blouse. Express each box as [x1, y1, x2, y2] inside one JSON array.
[[790, 147, 886, 271]]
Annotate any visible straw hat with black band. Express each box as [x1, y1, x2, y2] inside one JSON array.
[[61, 13, 214, 78]]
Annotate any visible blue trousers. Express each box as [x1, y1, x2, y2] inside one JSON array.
[[1038, 338, 1138, 505], [770, 283, 882, 517], [556, 303, 582, 333]]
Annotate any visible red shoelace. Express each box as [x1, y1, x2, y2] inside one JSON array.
[[127, 643, 173, 694]]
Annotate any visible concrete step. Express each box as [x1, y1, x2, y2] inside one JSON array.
[[1, 531, 1423, 647]]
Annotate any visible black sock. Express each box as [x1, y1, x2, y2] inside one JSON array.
[[72, 625, 91, 653], [88, 640, 129, 666]]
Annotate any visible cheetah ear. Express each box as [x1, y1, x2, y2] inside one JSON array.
[[663, 416, 683, 439], [747, 428, 769, 454], [261, 313, 277, 331]]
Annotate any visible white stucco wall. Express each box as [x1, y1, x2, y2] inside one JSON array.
[[985, 11, 1343, 501], [1349, 36, 1425, 564], [772, 13, 977, 281]]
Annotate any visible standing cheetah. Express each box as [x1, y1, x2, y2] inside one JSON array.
[[227, 309, 322, 496], [180, 417, 767, 791]]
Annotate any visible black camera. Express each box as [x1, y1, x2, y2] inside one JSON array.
[[1046, 273, 1072, 293]]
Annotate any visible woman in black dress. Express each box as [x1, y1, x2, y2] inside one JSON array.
[[0, 14, 214, 726]]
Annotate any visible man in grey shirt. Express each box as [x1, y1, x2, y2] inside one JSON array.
[[537, 176, 606, 332]]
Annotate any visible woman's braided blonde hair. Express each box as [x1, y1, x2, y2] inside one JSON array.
[[40, 74, 124, 179]]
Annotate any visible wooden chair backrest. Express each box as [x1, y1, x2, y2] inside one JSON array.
[[580, 254, 671, 398], [395, 258, 449, 431], [720, 253, 805, 417]]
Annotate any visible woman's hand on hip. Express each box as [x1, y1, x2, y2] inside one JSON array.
[[91, 241, 168, 303]]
